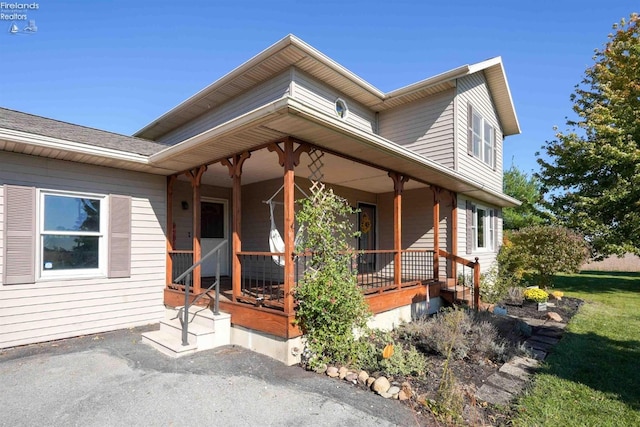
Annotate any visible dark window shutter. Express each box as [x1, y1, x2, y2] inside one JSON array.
[[3, 185, 36, 285], [108, 195, 131, 278], [465, 200, 473, 254], [494, 209, 500, 248], [493, 128, 498, 171], [467, 104, 474, 156]]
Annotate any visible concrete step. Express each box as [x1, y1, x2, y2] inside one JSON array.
[[141, 307, 231, 358], [141, 330, 198, 358]]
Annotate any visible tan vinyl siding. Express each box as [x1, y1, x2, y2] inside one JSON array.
[[171, 180, 231, 251], [457, 194, 502, 272], [157, 71, 292, 145], [456, 73, 503, 192], [292, 69, 375, 133], [378, 89, 456, 167], [0, 152, 166, 349]]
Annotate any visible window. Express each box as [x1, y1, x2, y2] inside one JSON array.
[[335, 98, 349, 120], [468, 202, 497, 252], [468, 106, 495, 168], [40, 192, 107, 276], [3, 185, 130, 285]]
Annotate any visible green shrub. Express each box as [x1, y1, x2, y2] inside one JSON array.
[[399, 308, 507, 362], [479, 263, 509, 304], [294, 184, 370, 368], [356, 329, 426, 376], [498, 225, 589, 289]]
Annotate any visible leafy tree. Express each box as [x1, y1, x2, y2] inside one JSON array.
[[503, 164, 549, 230], [294, 183, 370, 368], [500, 225, 589, 289], [537, 13, 640, 257]]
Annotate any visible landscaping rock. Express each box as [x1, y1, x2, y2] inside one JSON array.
[[338, 366, 348, 379], [366, 377, 376, 387], [326, 366, 339, 378], [344, 372, 358, 383], [379, 391, 393, 399], [401, 381, 413, 398], [547, 312, 563, 322], [372, 376, 391, 394], [398, 390, 410, 401], [313, 363, 327, 374], [357, 370, 369, 384], [387, 386, 400, 396]]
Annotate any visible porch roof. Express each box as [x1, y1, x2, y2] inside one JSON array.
[[149, 96, 521, 207], [134, 34, 520, 141]]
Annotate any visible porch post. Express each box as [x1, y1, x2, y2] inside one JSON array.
[[389, 172, 408, 289], [222, 152, 250, 303], [187, 166, 207, 295], [269, 138, 310, 317], [450, 190, 458, 281], [166, 175, 177, 286], [433, 186, 440, 281]]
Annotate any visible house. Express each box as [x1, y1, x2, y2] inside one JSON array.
[[0, 35, 520, 364]]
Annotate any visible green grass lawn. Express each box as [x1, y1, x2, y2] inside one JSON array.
[[513, 271, 640, 427]]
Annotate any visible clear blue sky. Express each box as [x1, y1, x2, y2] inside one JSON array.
[[1, 1, 635, 177]]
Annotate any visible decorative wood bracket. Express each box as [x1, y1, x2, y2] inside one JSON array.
[[185, 165, 207, 187], [389, 172, 409, 194], [222, 151, 251, 178], [268, 138, 311, 168]]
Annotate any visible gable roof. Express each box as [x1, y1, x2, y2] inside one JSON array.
[[135, 34, 520, 141], [0, 108, 166, 156]]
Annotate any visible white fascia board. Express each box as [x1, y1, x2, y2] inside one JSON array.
[[0, 128, 150, 164], [384, 65, 469, 100]]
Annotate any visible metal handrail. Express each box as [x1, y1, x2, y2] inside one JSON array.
[[175, 239, 228, 346]]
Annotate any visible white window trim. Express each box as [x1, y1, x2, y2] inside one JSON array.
[[469, 107, 495, 168], [37, 189, 109, 280], [472, 203, 495, 252]]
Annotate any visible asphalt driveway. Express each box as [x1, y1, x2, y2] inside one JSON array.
[[0, 325, 420, 426]]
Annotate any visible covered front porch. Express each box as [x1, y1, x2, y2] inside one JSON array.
[[162, 138, 479, 340]]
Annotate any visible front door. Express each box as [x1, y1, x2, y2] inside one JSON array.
[[357, 203, 376, 274], [200, 199, 228, 276]]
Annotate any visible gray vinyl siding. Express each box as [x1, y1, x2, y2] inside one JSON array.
[[378, 89, 456, 168], [291, 69, 376, 133], [240, 177, 375, 255], [455, 72, 503, 192], [377, 188, 452, 279], [457, 194, 502, 273], [157, 71, 292, 146], [0, 152, 166, 349]]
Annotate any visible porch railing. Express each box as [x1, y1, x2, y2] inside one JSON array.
[[168, 250, 194, 288], [438, 249, 480, 309], [236, 249, 436, 307]]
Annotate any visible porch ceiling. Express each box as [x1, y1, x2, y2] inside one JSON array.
[[150, 97, 519, 206]]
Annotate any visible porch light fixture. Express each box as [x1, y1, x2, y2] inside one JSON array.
[[181, 201, 189, 210]]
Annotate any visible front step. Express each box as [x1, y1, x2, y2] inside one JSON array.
[[440, 285, 474, 305], [141, 306, 231, 358]]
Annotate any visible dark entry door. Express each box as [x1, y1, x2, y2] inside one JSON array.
[[357, 203, 376, 274]]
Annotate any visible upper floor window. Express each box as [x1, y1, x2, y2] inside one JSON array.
[[468, 105, 495, 168]]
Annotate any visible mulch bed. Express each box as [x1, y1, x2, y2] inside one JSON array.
[[379, 296, 583, 425]]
